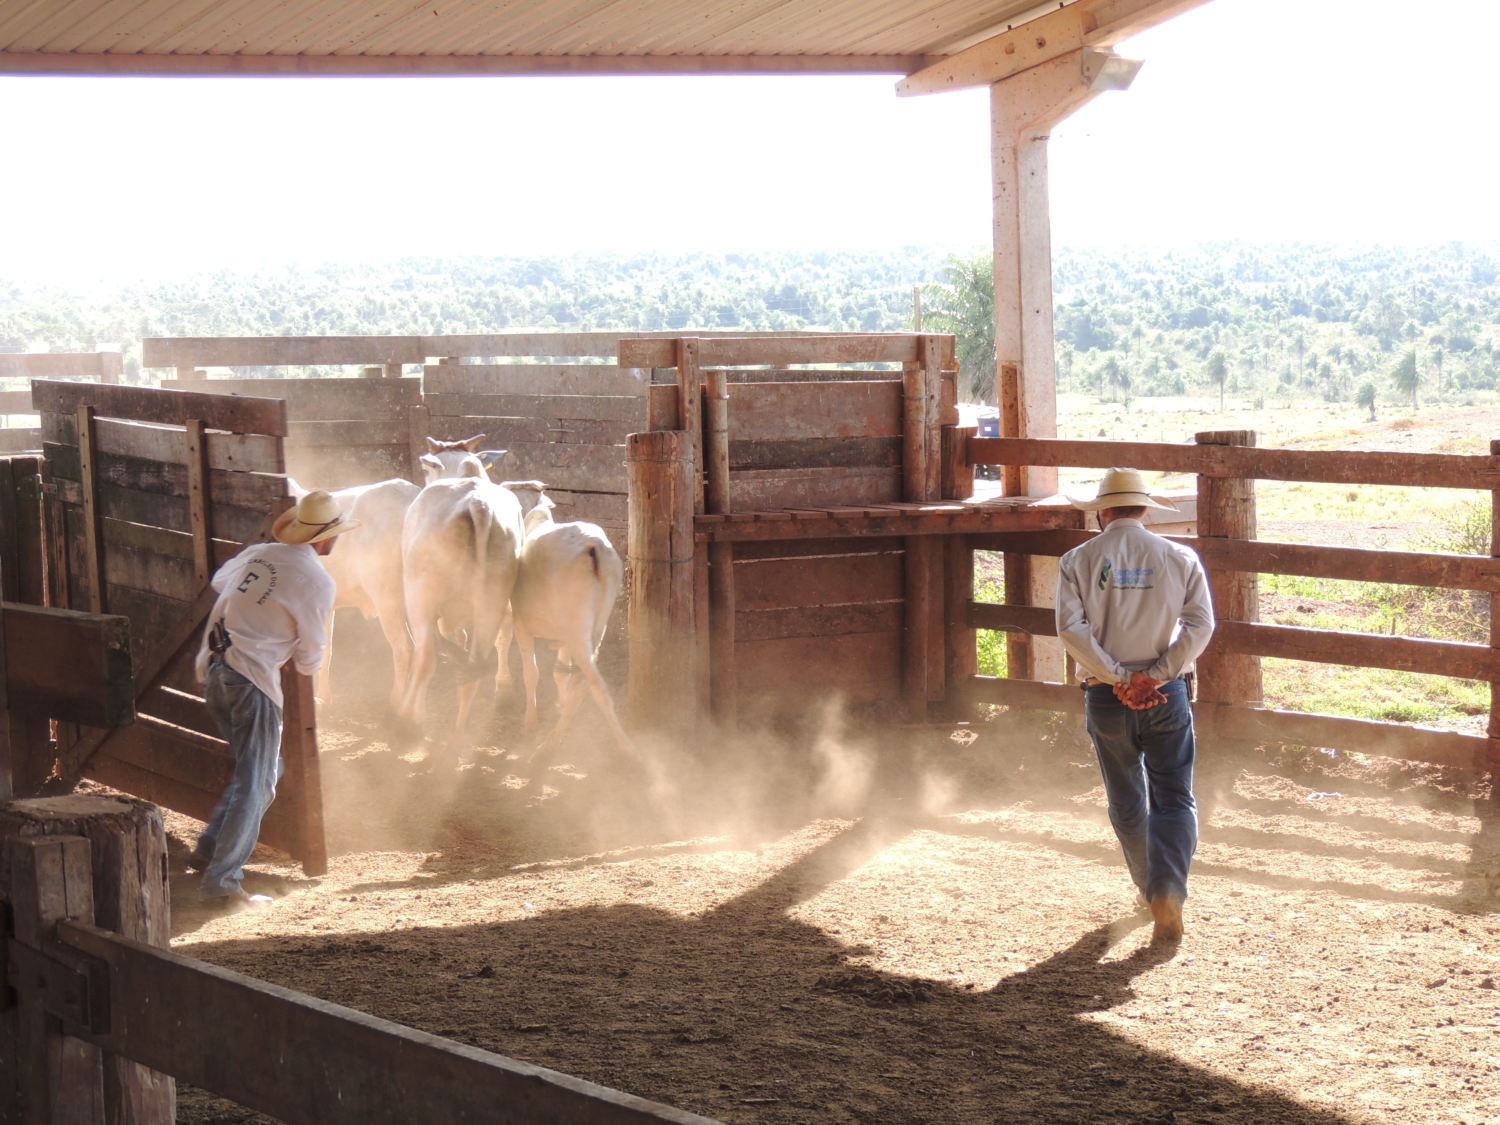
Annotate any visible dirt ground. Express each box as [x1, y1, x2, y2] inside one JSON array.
[[146, 645, 1500, 1125], [149, 406, 1500, 1124]]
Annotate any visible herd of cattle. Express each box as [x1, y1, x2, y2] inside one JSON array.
[[293, 435, 631, 758]]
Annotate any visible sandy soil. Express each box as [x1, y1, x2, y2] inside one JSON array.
[[149, 405, 1500, 1123], [149, 651, 1500, 1125]]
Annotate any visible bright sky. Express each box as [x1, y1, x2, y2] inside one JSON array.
[[4, 0, 1498, 279]]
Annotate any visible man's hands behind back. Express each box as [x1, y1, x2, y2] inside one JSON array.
[[1113, 671, 1167, 710]]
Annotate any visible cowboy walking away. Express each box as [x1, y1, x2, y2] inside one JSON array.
[[1053, 468, 1215, 943]]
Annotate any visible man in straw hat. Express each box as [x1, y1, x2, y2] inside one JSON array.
[[189, 489, 360, 908], [1055, 468, 1215, 943]]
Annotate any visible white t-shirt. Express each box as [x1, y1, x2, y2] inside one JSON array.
[[194, 540, 336, 709], [1055, 517, 1215, 685]]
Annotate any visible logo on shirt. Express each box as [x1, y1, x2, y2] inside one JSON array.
[[1099, 557, 1155, 591], [238, 557, 280, 606]]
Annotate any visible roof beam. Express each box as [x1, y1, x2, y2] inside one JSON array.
[[0, 51, 933, 79], [897, 0, 1211, 96]]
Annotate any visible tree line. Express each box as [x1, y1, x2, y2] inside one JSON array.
[[3, 242, 1497, 416]]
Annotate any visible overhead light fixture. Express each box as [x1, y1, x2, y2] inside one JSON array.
[[1082, 47, 1144, 92]]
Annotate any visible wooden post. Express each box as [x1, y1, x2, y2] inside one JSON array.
[[1195, 430, 1262, 706], [0, 795, 174, 1123], [184, 420, 211, 588], [76, 404, 105, 615], [1488, 439, 1500, 804], [703, 368, 736, 722], [626, 430, 698, 737], [407, 402, 431, 485], [280, 667, 328, 877], [995, 361, 1035, 680], [362, 366, 382, 380]]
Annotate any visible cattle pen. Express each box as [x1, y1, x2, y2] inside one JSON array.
[[1, 331, 1498, 1123]]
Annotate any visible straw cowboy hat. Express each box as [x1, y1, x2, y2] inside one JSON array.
[[271, 489, 361, 545], [1068, 467, 1179, 513]]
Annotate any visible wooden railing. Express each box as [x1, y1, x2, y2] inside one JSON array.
[[1, 802, 719, 1125], [0, 352, 122, 453], [967, 432, 1500, 777]]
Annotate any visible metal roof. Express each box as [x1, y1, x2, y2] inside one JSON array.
[[0, 0, 1199, 82]]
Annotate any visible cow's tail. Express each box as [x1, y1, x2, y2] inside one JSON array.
[[587, 543, 621, 654], [465, 493, 497, 669]]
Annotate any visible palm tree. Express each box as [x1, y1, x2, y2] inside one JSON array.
[[1391, 347, 1420, 410], [921, 253, 996, 403], [1206, 349, 1229, 412]]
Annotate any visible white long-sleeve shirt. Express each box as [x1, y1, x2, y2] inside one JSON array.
[[194, 540, 336, 709], [1055, 517, 1215, 685]]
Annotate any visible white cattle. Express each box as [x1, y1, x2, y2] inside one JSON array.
[[397, 449, 525, 741], [314, 477, 421, 710], [509, 490, 632, 757]]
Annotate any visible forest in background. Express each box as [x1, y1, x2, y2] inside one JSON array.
[[3, 241, 1499, 415]]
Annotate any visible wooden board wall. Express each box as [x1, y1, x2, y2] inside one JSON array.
[[32, 380, 317, 861], [421, 363, 647, 543], [161, 376, 422, 490]]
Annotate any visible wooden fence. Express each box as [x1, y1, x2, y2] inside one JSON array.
[[0, 796, 717, 1125], [0, 352, 122, 454], [22, 381, 328, 871], [965, 432, 1500, 778]]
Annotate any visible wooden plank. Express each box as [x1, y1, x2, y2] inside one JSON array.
[[289, 418, 410, 448], [435, 442, 628, 493], [703, 502, 1081, 544], [735, 550, 904, 611], [160, 377, 421, 420], [53, 481, 267, 545], [426, 332, 651, 360], [729, 466, 902, 509], [0, 352, 117, 379], [970, 436, 1500, 492], [423, 391, 646, 424], [2, 604, 134, 728], [970, 601, 1056, 636], [33, 381, 288, 438], [0, 428, 41, 454], [77, 405, 106, 613], [1196, 429, 1261, 706], [95, 716, 231, 792], [7, 835, 106, 1122], [58, 920, 717, 1125], [619, 334, 949, 369], [730, 535, 905, 561], [285, 445, 412, 493], [423, 363, 647, 398], [646, 383, 679, 431], [735, 601, 902, 643], [42, 412, 283, 475], [0, 389, 35, 412], [725, 380, 902, 441], [44, 443, 288, 512], [185, 420, 211, 587], [1215, 620, 1499, 681], [280, 666, 327, 875], [728, 435, 901, 472], [425, 415, 634, 448], [138, 684, 215, 740], [143, 337, 425, 368], [736, 630, 902, 708]]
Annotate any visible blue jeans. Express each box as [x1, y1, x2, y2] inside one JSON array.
[[1083, 678, 1197, 903], [199, 662, 284, 898]]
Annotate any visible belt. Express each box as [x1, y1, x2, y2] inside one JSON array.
[[1081, 672, 1194, 698]]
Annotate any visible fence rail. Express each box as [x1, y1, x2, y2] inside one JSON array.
[[967, 433, 1500, 777]]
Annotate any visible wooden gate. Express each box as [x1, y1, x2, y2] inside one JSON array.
[[30, 380, 328, 873]]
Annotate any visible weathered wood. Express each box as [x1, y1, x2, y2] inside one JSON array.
[[0, 353, 119, 380], [289, 418, 411, 448], [647, 383, 680, 431], [727, 435, 901, 472], [77, 405, 106, 614], [1214, 620, 1498, 681], [160, 376, 420, 421], [42, 413, 283, 476], [33, 382, 288, 439], [4, 833, 105, 1124], [619, 334, 953, 370], [704, 369, 735, 722], [1196, 430, 1262, 706], [144, 336, 426, 369], [997, 362, 1024, 496], [56, 918, 714, 1125], [970, 435, 1500, 492], [720, 380, 901, 442], [942, 424, 976, 501], [970, 601, 1055, 636], [736, 631, 902, 710], [626, 431, 698, 735], [429, 415, 635, 448], [942, 536, 978, 720], [734, 601, 902, 643], [422, 392, 646, 424], [2, 604, 133, 728], [903, 537, 933, 716], [51, 479, 266, 547], [0, 390, 35, 413], [700, 501, 1083, 543], [424, 363, 648, 398], [734, 550, 904, 611], [0, 429, 41, 454], [1002, 551, 1034, 680], [1490, 438, 1500, 753], [967, 675, 1492, 769], [0, 796, 174, 1123], [280, 666, 327, 876], [185, 421, 211, 588], [43, 442, 288, 515], [728, 466, 902, 510]]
